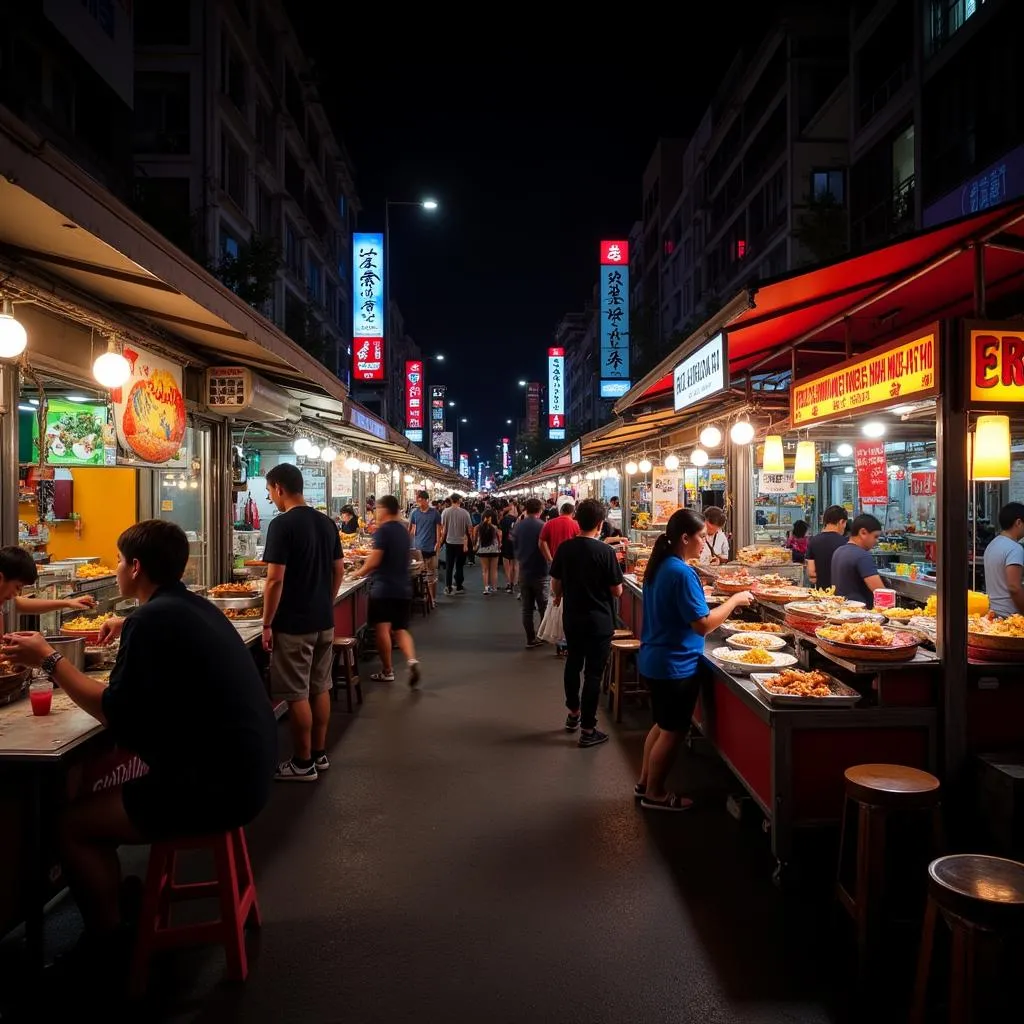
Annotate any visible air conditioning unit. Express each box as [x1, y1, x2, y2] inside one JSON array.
[[203, 367, 302, 422]]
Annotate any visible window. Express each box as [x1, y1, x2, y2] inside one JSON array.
[[256, 184, 275, 237], [284, 288, 306, 342], [284, 147, 304, 201], [307, 256, 322, 304], [285, 65, 304, 128], [811, 169, 845, 204], [134, 72, 190, 154], [132, 177, 192, 254], [220, 221, 242, 260], [929, 0, 985, 55], [256, 9, 277, 71], [135, 6, 190, 45], [308, 130, 321, 174], [220, 131, 247, 210], [285, 219, 301, 276], [221, 33, 246, 114], [255, 102, 276, 165]]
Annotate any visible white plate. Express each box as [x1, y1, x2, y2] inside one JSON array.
[[710, 647, 798, 675], [725, 632, 788, 652]]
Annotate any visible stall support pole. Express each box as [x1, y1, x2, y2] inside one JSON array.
[[938, 322, 968, 784], [731, 442, 753, 552], [0, 364, 18, 551]]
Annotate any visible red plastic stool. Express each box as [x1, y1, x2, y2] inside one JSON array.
[[130, 827, 261, 995]]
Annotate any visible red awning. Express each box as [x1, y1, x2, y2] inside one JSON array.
[[629, 199, 1024, 406]]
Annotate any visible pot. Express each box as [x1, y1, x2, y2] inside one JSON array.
[[42, 635, 86, 671]]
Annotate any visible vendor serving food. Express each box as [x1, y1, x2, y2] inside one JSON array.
[[982, 502, 1024, 618], [1, 521, 276, 976], [0, 546, 97, 626]]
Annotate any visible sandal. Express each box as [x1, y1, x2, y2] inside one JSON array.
[[640, 793, 694, 812], [370, 671, 395, 682]]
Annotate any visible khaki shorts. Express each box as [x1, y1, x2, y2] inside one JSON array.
[[270, 629, 334, 701], [419, 552, 438, 579]]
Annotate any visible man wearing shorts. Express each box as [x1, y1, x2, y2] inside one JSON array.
[[262, 463, 344, 782], [409, 489, 442, 603], [352, 495, 421, 687], [1, 520, 276, 968]]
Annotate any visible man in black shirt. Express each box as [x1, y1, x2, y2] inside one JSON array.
[[262, 463, 344, 782], [550, 499, 624, 748], [806, 504, 850, 592], [2, 520, 277, 958]]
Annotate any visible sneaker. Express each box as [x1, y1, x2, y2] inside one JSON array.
[[370, 671, 395, 682], [526, 638, 545, 649], [564, 711, 581, 732], [455, 587, 466, 595], [313, 753, 331, 772], [445, 586, 453, 596], [579, 729, 609, 749], [483, 588, 491, 596], [409, 661, 421, 688], [505, 584, 513, 594], [276, 758, 318, 782]]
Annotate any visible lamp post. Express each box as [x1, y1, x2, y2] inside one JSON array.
[[384, 198, 439, 332]]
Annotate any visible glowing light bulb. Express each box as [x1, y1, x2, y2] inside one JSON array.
[[663, 453, 680, 471], [293, 438, 311, 456], [638, 458, 652, 474], [730, 418, 755, 446], [690, 448, 709, 467], [699, 425, 722, 448]]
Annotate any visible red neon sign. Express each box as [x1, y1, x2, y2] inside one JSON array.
[[599, 240, 629, 265]]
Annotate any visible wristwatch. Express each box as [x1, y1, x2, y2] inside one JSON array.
[[40, 651, 64, 678]]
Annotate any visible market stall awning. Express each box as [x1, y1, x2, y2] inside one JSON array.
[[617, 198, 1024, 412]]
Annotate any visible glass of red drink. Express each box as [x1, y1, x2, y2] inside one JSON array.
[[29, 680, 53, 716]]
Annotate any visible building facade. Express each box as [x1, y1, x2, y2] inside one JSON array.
[[133, 0, 359, 382]]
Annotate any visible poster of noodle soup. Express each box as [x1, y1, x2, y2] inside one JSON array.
[[112, 345, 187, 466]]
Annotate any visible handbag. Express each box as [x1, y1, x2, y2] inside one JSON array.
[[536, 599, 564, 644]]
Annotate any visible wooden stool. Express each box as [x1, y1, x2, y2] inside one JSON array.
[[608, 639, 645, 723], [331, 636, 362, 712], [603, 630, 633, 693], [130, 827, 260, 995], [912, 854, 1024, 1023], [836, 763, 942, 979]]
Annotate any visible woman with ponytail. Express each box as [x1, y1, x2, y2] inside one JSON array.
[[636, 508, 753, 811]]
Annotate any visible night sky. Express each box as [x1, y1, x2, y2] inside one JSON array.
[[286, 9, 773, 456]]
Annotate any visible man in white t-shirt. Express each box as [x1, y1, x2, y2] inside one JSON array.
[[983, 502, 1024, 618], [440, 494, 473, 596]]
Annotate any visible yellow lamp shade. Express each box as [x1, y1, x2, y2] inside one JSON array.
[[973, 415, 1011, 481], [794, 440, 816, 483], [762, 435, 785, 474]]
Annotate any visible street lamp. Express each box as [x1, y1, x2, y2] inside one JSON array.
[[384, 197, 439, 326], [518, 380, 527, 387], [448, 400, 455, 407]]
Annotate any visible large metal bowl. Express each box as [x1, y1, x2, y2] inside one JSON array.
[[207, 594, 263, 611]]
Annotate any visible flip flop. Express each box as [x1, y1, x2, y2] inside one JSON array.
[[641, 793, 694, 812]]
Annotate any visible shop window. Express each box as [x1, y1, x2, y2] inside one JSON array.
[[134, 72, 190, 155], [811, 169, 846, 204], [892, 127, 915, 190], [220, 131, 247, 210]]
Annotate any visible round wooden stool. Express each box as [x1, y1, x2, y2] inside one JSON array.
[[836, 764, 942, 979], [331, 636, 362, 712], [912, 854, 1024, 1023], [603, 630, 634, 693], [607, 639, 644, 723]]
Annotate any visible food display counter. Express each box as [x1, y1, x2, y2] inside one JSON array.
[[333, 577, 369, 638]]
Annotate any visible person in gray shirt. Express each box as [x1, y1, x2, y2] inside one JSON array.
[[514, 497, 549, 648], [440, 493, 473, 595]]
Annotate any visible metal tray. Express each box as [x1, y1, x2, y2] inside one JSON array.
[[750, 672, 862, 707], [207, 593, 263, 611]]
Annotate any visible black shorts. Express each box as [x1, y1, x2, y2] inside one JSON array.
[[368, 597, 411, 631], [500, 544, 514, 560], [642, 672, 702, 732], [123, 771, 270, 841]]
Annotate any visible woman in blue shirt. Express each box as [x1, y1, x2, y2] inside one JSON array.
[[637, 509, 753, 811]]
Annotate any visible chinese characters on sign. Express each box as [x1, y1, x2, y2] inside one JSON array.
[[352, 232, 385, 382], [968, 327, 1024, 405], [502, 437, 511, 473], [599, 240, 631, 390], [459, 453, 470, 479], [910, 471, 937, 497], [855, 441, 889, 506], [791, 327, 938, 427], [430, 384, 446, 457], [405, 360, 424, 430], [758, 472, 796, 495], [548, 347, 565, 441]]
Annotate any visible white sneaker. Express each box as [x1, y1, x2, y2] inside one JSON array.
[[275, 759, 318, 782]]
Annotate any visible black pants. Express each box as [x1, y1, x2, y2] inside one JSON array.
[[564, 629, 612, 730], [445, 543, 467, 590], [519, 577, 548, 642]]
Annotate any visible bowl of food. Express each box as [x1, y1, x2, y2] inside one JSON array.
[[882, 607, 920, 623], [715, 573, 759, 595], [814, 622, 920, 662], [0, 660, 30, 702], [720, 619, 793, 639], [753, 585, 811, 605], [710, 647, 798, 675], [750, 669, 861, 706], [725, 632, 788, 652], [60, 612, 115, 645], [966, 614, 1024, 654]]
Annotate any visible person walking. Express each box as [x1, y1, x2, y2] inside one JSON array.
[[352, 495, 420, 687], [475, 510, 502, 594], [261, 463, 344, 782], [636, 509, 753, 810], [409, 489, 442, 603], [550, 499, 623, 748], [540, 497, 580, 657], [440, 493, 473, 596], [514, 497, 548, 648], [500, 501, 519, 594]]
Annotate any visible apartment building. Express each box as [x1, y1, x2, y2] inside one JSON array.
[[133, 0, 359, 382], [559, 309, 594, 439]]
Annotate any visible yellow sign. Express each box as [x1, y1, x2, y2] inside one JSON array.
[[790, 326, 939, 427], [968, 327, 1024, 405]]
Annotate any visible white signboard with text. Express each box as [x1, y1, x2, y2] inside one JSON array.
[[673, 333, 727, 413]]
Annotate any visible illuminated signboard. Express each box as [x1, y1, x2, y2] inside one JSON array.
[[673, 333, 727, 413], [349, 406, 387, 441], [405, 429, 423, 444], [459, 452, 470, 478], [502, 437, 511, 472], [526, 381, 541, 434], [966, 322, 1024, 408], [405, 360, 424, 431], [570, 440, 582, 465], [548, 346, 565, 440], [600, 380, 630, 399], [352, 232, 385, 382], [599, 239, 630, 383], [790, 326, 939, 427]]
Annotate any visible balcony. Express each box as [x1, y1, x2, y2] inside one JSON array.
[[858, 61, 912, 131], [851, 173, 916, 249]]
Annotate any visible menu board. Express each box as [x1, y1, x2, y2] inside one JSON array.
[[855, 441, 889, 506], [651, 467, 682, 523], [34, 399, 116, 466], [301, 466, 327, 509], [758, 471, 796, 495]]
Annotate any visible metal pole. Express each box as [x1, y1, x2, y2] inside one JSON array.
[[0, 364, 18, 548]]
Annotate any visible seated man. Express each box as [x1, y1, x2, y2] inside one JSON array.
[[3, 520, 277, 969]]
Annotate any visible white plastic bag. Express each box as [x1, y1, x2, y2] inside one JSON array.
[[536, 599, 564, 644]]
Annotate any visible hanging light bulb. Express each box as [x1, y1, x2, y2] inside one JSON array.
[[730, 416, 755, 446], [558, 476, 567, 485], [293, 437, 311, 457], [307, 444, 321, 460], [690, 448, 709, 467], [92, 338, 131, 389], [638, 458, 652, 474], [973, 415, 1011, 480], [0, 299, 28, 359], [794, 440, 816, 483], [321, 445, 337, 462], [404, 473, 414, 483], [699, 424, 722, 448], [862, 421, 886, 438], [625, 461, 638, 475], [836, 443, 853, 458], [189, 479, 199, 490], [762, 435, 785, 473], [344, 455, 360, 470], [370, 463, 380, 474], [608, 467, 619, 478], [359, 461, 372, 472], [663, 453, 680, 471], [570, 473, 580, 483]]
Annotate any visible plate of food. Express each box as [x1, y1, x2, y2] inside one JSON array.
[[0, 659, 30, 703], [737, 546, 793, 567], [75, 563, 116, 580], [750, 670, 862, 707], [966, 613, 1024, 654], [61, 612, 115, 644], [725, 632, 788, 652], [720, 619, 793, 638], [753, 585, 811, 604], [715, 573, 759, 594], [711, 647, 798, 675], [814, 622, 920, 662]]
